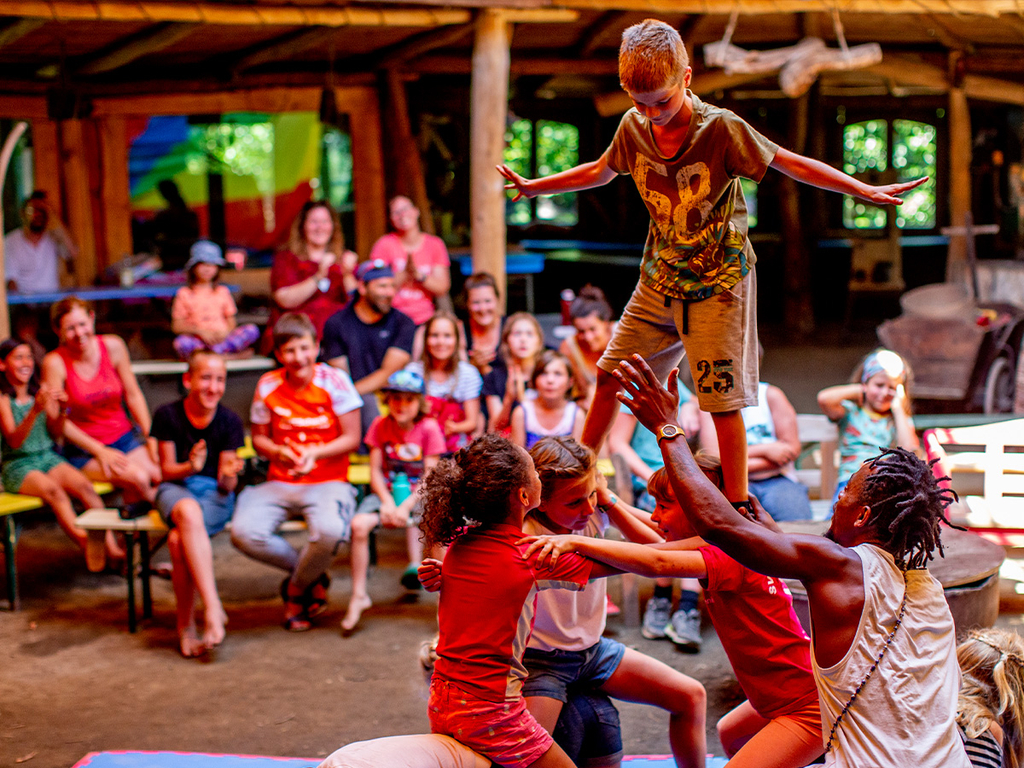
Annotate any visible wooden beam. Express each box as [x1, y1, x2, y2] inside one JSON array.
[[963, 73, 1024, 106], [372, 24, 474, 70], [4, 2, 471, 26], [30, 119, 62, 221], [594, 70, 769, 117], [0, 95, 48, 120], [922, 13, 970, 51], [866, 56, 1024, 105], [0, 122, 30, 340], [344, 86, 387, 259], [98, 117, 133, 266], [470, 9, 511, 309], [384, 69, 434, 235], [232, 27, 336, 74], [576, 11, 628, 58], [947, 84, 972, 284], [76, 22, 199, 76], [416, 55, 619, 76], [338, 0, 1020, 14], [92, 86, 323, 116], [0, 18, 44, 50], [60, 120, 98, 286]]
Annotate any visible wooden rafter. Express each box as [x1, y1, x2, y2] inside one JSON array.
[[76, 22, 199, 75], [232, 27, 336, 74], [0, 18, 44, 49], [372, 24, 474, 70], [575, 11, 629, 58]]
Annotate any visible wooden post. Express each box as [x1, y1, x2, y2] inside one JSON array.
[[0, 122, 29, 340], [343, 86, 387, 257], [947, 85, 972, 284], [30, 119, 62, 219], [384, 68, 435, 234], [470, 9, 511, 309], [781, 91, 814, 335], [61, 120, 99, 286], [98, 116, 133, 267]]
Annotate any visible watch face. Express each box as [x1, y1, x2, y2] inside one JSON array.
[[659, 424, 682, 440], [318, 277, 331, 293]]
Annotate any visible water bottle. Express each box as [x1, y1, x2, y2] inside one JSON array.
[[392, 472, 411, 505]]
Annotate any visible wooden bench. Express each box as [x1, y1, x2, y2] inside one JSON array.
[[131, 356, 276, 377], [1, 482, 115, 611]]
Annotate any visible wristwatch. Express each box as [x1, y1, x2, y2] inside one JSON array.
[[656, 423, 686, 444]]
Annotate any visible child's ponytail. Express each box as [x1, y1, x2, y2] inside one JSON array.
[[957, 628, 1024, 768], [420, 433, 532, 548]]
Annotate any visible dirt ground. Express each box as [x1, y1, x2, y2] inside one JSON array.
[[2, 328, 1021, 768]]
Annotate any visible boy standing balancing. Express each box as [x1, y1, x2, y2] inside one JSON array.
[[231, 313, 363, 631], [151, 349, 244, 657], [498, 19, 925, 508]]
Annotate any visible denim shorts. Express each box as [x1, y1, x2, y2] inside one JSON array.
[[155, 475, 236, 537], [554, 690, 623, 768], [522, 637, 626, 702], [62, 428, 145, 470]]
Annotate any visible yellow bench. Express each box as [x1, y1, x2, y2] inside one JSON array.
[[1, 482, 115, 611]]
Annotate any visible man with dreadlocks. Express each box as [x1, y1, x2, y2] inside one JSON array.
[[614, 354, 970, 767]]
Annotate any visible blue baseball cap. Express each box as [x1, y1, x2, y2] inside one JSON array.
[[356, 258, 394, 283], [382, 369, 424, 394]]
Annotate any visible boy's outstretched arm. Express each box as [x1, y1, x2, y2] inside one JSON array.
[[770, 147, 927, 206], [497, 151, 617, 202], [522, 534, 707, 581]]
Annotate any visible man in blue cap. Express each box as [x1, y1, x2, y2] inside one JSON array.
[[321, 259, 417, 437]]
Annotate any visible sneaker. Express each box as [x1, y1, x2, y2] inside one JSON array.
[[665, 608, 702, 652], [641, 596, 672, 640]]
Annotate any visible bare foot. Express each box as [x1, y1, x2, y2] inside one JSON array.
[[341, 594, 372, 633], [179, 626, 206, 658], [105, 531, 126, 561], [202, 605, 228, 649]]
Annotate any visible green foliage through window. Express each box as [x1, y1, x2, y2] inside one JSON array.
[[842, 119, 936, 230], [504, 117, 578, 227]]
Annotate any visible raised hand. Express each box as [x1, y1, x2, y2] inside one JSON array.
[[613, 355, 682, 435], [518, 534, 580, 568]]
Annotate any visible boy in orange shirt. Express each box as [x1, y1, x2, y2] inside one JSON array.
[[230, 312, 363, 631]]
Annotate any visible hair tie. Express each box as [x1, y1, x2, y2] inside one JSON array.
[[862, 350, 906, 384]]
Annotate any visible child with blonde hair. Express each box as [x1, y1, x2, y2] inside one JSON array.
[[499, 18, 925, 517], [958, 628, 1024, 768], [818, 348, 919, 507]]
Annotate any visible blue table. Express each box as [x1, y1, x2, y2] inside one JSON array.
[[8, 283, 239, 305], [455, 252, 545, 312]]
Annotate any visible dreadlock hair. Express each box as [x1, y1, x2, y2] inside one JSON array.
[[529, 436, 595, 503], [861, 446, 958, 570], [419, 433, 532, 549], [957, 628, 1024, 768]]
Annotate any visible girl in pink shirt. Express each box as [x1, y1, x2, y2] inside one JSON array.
[[172, 241, 259, 359]]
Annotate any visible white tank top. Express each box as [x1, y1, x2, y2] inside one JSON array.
[[522, 400, 578, 449], [812, 543, 970, 768], [741, 381, 796, 482]]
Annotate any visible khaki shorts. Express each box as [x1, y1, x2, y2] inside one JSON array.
[[598, 269, 758, 413]]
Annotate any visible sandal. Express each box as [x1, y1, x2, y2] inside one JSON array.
[[304, 573, 331, 618], [281, 577, 311, 632]]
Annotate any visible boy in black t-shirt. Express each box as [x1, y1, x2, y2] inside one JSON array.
[[151, 350, 245, 658]]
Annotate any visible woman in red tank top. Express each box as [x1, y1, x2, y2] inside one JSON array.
[[41, 298, 161, 505]]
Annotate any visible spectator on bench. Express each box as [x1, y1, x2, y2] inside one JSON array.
[[42, 298, 161, 512], [151, 349, 244, 657], [322, 259, 416, 438], [231, 313, 362, 632]]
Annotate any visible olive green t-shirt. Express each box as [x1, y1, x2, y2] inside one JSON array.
[[606, 94, 779, 300]]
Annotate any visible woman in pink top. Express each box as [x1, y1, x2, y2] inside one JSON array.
[[42, 298, 161, 505], [369, 196, 451, 325]]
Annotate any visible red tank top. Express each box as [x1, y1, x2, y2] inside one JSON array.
[[58, 338, 132, 444]]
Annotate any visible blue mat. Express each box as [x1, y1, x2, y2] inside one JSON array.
[[73, 752, 729, 768]]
